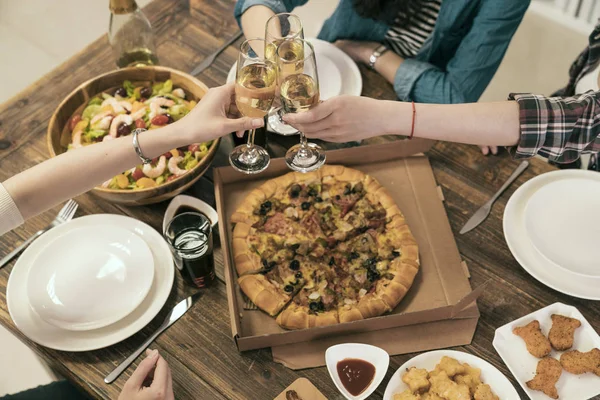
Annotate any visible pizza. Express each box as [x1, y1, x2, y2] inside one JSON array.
[[230, 165, 419, 330]]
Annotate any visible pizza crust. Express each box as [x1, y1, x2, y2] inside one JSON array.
[[277, 303, 340, 329], [238, 274, 290, 316]]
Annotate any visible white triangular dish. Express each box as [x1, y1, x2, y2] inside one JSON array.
[[326, 343, 389, 400]]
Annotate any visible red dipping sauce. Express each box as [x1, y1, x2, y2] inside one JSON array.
[[337, 358, 376, 396]]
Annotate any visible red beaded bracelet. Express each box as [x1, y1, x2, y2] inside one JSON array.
[[409, 101, 416, 140]]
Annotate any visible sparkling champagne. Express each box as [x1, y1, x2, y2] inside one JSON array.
[[280, 74, 319, 114], [116, 47, 159, 68], [235, 63, 277, 118], [266, 39, 304, 80]]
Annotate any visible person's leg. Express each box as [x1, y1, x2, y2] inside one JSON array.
[[1, 380, 90, 400]]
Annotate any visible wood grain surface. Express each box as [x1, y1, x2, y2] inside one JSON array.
[[0, 0, 598, 399]]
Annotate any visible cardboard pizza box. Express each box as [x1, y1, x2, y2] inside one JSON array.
[[214, 138, 483, 369]]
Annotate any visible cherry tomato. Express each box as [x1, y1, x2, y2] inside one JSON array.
[[132, 168, 145, 181], [135, 119, 146, 129], [188, 144, 199, 153]]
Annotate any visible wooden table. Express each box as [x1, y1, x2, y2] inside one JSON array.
[[0, 1, 598, 399]]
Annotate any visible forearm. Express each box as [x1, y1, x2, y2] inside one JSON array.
[[241, 5, 275, 56], [380, 100, 520, 146], [3, 123, 192, 220], [373, 51, 404, 85]]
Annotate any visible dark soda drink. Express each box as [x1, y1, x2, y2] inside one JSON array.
[[164, 212, 215, 288]]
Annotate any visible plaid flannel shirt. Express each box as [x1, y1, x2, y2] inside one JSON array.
[[508, 24, 600, 169]]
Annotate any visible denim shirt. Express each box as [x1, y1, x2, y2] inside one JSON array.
[[235, 0, 530, 104]]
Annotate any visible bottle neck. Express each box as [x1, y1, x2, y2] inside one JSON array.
[[109, 0, 138, 15]]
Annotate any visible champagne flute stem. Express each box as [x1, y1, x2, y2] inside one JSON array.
[[297, 131, 310, 159], [246, 128, 256, 148]]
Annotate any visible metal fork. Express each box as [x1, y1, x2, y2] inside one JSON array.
[[0, 200, 78, 269]]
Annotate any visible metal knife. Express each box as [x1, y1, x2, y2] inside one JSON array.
[[104, 292, 203, 384], [190, 31, 243, 76], [459, 160, 529, 235]]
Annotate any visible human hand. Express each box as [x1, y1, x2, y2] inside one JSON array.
[[118, 349, 174, 400], [180, 83, 264, 142], [480, 145, 498, 155], [334, 40, 379, 64], [282, 95, 396, 143]]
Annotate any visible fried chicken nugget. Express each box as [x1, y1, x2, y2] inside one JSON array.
[[454, 363, 482, 395], [513, 320, 552, 358], [429, 371, 470, 400], [393, 390, 421, 400], [421, 393, 444, 400], [559, 348, 600, 376], [474, 384, 499, 400], [548, 314, 581, 351], [526, 357, 562, 399], [402, 367, 430, 393], [435, 356, 466, 378]]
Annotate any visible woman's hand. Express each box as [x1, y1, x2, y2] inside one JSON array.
[[334, 40, 379, 64], [118, 349, 174, 400], [480, 145, 499, 155], [180, 83, 264, 143], [282, 95, 399, 143]]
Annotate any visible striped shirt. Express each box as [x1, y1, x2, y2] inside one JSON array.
[[384, 0, 442, 58]]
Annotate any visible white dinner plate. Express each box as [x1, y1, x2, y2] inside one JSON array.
[[7, 214, 174, 351], [383, 350, 520, 400], [226, 37, 362, 100], [504, 170, 600, 299], [493, 302, 600, 400], [27, 224, 154, 331], [524, 177, 600, 278]]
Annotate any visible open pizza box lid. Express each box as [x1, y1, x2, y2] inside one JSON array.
[[214, 138, 483, 370]]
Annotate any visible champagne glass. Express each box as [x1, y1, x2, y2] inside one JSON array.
[[278, 39, 326, 172], [229, 39, 277, 174], [265, 13, 304, 136]]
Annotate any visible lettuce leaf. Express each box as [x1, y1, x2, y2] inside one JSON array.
[[82, 104, 101, 121], [123, 80, 135, 97], [88, 97, 103, 106]]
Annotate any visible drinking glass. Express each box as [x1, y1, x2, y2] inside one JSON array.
[[229, 39, 277, 174], [277, 39, 326, 172], [164, 212, 215, 288], [265, 13, 304, 136]]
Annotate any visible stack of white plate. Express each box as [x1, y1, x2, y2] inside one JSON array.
[[7, 214, 174, 351], [504, 170, 600, 300]]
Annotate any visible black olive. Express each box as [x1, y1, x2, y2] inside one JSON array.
[[309, 302, 319, 311], [353, 182, 364, 193], [392, 250, 400, 257], [358, 226, 369, 234], [308, 187, 317, 197], [367, 269, 381, 282], [349, 252, 360, 260], [268, 261, 276, 269], [295, 271, 303, 279], [328, 257, 335, 266], [290, 184, 302, 198], [262, 201, 272, 209], [315, 196, 323, 203], [140, 87, 152, 98], [165, 113, 174, 124], [259, 208, 267, 216], [262, 259, 269, 268], [365, 257, 377, 267], [289, 260, 300, 270], [116, 123, 131, 137], [284, 285, 294, 293], [114, 87, 127, 97], [335, 195, 341, 200], [343, 185, 351, 195], [318, 301, 325, 311], [290, 243, 300, 252], [301, 202, 311, 210]]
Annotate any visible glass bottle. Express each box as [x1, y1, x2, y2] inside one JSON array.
[[109, 0, 159, 68]]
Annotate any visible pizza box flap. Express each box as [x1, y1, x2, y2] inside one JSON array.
[[215, 139, 477, 354], [273, 378, 327, 399]]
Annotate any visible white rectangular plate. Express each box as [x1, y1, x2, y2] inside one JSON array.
[[493, 302, 600, 400]]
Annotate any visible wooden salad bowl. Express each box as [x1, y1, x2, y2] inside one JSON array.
[[47, 66, 220, 206]]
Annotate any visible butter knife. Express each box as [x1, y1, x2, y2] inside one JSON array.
[[460, 160, 529, 235], [190, 30, 243, 76], [104, 292, 202, 384]]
